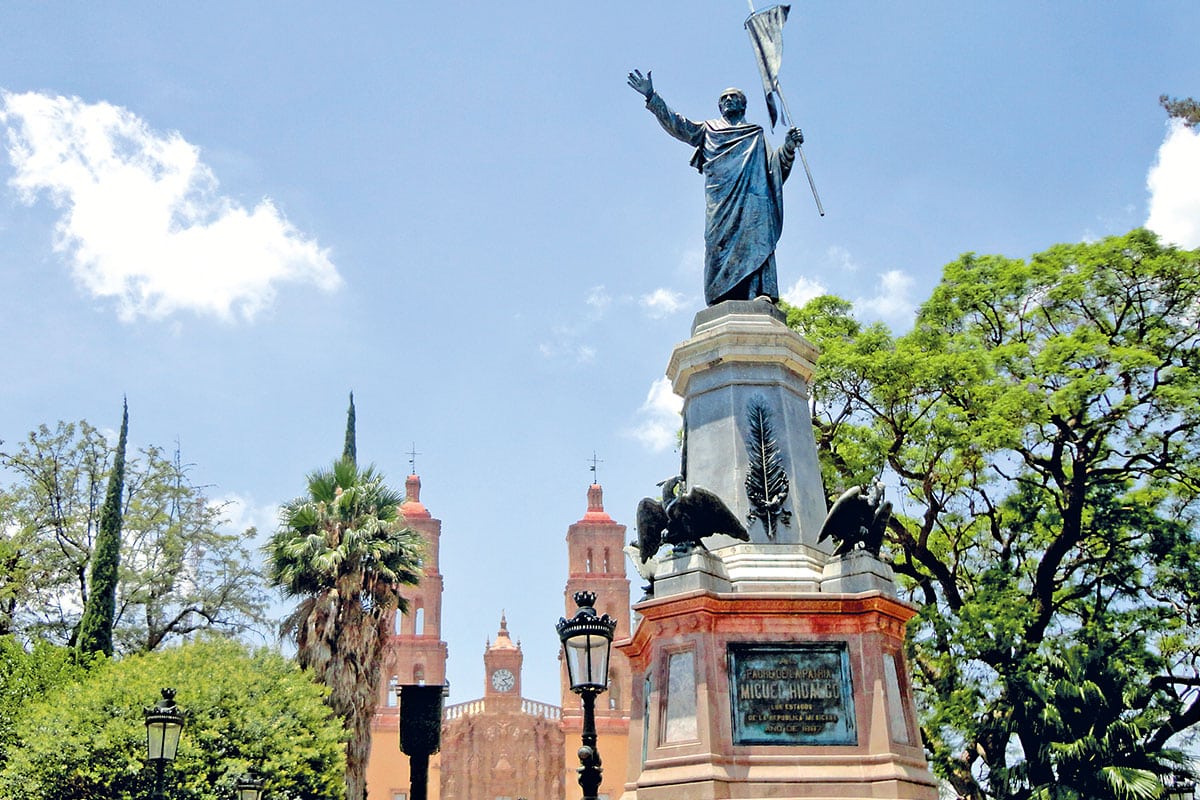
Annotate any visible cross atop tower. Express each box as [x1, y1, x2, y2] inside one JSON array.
[[588, 451, 604, 484], [408, 442, 421, 475]]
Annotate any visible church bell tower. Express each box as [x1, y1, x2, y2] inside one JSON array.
[[367, 471, 450, 800], [561, 481, 632, 800]]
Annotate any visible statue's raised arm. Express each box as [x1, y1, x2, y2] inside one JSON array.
[[627, 69, 653, 100], [627, 70, 797, 307], [629, 69, 705, 147]]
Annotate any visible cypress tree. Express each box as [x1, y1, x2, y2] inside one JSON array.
[[76, 399, 128, 657], [343, 391, 356, 465]]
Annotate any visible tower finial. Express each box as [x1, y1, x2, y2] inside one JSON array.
[[408, 442, 421, 475], [588, 451, 603, 484]]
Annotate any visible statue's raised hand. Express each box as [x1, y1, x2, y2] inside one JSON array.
[[627, 69, 654, 99], [786, 127, 804, 148]]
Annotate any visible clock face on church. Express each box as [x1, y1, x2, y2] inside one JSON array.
[[491, 668, 515, 692]]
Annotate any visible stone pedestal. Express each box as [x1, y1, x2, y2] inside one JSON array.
[[667, 299, 827, 548], [822, 550, 900, 595], [618, 303, 938, 800], [618, 591, 938, 800]]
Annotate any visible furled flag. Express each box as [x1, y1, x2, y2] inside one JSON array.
[[745, 4, 791, 131]]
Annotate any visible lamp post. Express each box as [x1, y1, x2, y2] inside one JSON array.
[[144, 688, 185, 800], [398, 684, 448, 800], [557, 591, 617, 800], [235, 769, 265, 800]]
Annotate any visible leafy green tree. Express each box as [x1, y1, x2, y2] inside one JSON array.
[[0, 636, 89, 770], [792, 229, 1200, 800], [0, 420, 110, 639], [0, 421, 268, 649], [77, 400, 128, 657], [0, 636, 345, 800], [267, 458, 423, 800], [114, 445, 268, 652]]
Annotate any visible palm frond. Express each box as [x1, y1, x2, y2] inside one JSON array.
[[1099, 767, 1163, 800], [743, 393, 791, 539]]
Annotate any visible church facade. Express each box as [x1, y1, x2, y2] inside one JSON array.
[[439, 616, 566, 800], [366, 478, 632, 800]]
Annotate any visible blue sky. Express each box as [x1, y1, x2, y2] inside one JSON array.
[[1, 2, 1198, 707]]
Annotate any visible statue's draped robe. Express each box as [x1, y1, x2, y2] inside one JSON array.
[[647, 93, 793, 305]]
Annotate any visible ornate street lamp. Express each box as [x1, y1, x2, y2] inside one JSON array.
[[235, 769, 265, 800], [557, 591, 617, 800], [144, 688, 185, 800]]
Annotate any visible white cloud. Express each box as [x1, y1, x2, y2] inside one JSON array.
[[585, 285, 611, 315], [538, 327, 596, 364], [781, 275, 826, 307], [825, 244, 860, 274], [628, 377, 683, 452], [0, 90, 340, 321], [853, 269, 917, 327], [215, 492, 280, 533], [1147, 120, 1200, 248], [640, 287, 687, 318], [538, 287, 614, 362], [213, 492, 281, 549]]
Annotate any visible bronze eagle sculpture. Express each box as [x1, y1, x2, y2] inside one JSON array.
[[817, 483, 892, 557], [635, 476, 749, 559]]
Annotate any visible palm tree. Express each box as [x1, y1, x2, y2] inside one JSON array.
[[1024, 644, 1193, 800], [267, 458, 423, 800]]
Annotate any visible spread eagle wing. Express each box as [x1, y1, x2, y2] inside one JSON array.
[[865, 499, 893, 555], [635, 497, 669, 562], [818, 485, 864, 543], [670, 486, 749, 544]]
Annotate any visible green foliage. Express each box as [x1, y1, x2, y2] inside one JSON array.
[[0, 501, 26, 634], [114, 446, 268, 652], [1160, 95, 1200, 129], [0, 420, 110, 640], [0, 636, 346, 800], [0, 636, 89, 770], [343, 391, 357, 465], [797, 230, 1200, 799], [267, 458, 423, 800], [0, 420, 268, 650], [77, 400, 128, 657]]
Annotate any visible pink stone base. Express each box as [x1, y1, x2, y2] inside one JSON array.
[[616, 590, 939, 800]]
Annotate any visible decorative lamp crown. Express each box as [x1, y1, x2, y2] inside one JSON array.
[[235, 770, 265, 800], [557, 591, 617, 694], [143, 687, 185, 763]]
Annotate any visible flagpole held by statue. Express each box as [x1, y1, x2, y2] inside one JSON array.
[[746, 2, 824, 216]]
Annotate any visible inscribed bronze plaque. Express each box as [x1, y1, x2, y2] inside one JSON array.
[[727, 643, 857, 745]]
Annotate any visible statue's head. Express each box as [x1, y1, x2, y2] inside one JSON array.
[[718, 88, 747, 120]]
